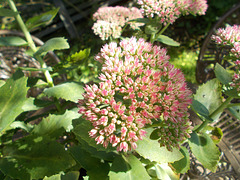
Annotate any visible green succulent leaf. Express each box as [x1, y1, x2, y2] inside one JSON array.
[[26, 8, 59, 31], [0, 135, 76, 180], [0, 71, 29, 136], [155, 35, 180, 46], [171, 146, 190, 174], [214, 63, 232, 85], [128, 18, 150, 24], [188, 132, 220, 172], [191, 99, 210, 121], [34, 37, 69, 57], [33, 109, 81, 137], [151, 163, 179, 180], [109, 154, 150, 180], [135, 128, 183, 163], [43, 171, 80, 180], [193, 78, 223, 121], [228, 106, 240, 119], [0, 8, 18, 17], [43, 82, 84, 103], [0, 36, 27, 46], [202, 125, 223, 144], [70, 145, 110, 180], [10, 121, 34, 132]]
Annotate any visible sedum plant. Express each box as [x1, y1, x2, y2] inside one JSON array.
[[0, 0, 240, 180]]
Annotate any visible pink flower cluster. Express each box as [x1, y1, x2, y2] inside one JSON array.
[[230, 60, 240, 92], [92, 6, 143, 40], [137, 0, 208, 25], [78, 37, 192, 152], [212, 25, 240, 58]]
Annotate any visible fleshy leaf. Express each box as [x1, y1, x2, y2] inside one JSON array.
[[70, 145, 110, 180], [188, 132, 220, 172], [171, 146, 190, 174], [109, 154, 150, 180], [33, 109, 81, 137], [10, 121, 34, 132], [0, 8, 18, 16], [214, 63, 232, 85], [191, 99, 210, 121], [228, 106, 240, 119], [26, 8, 59, 31], [34, 37, 69, 57], [128, 18, 150, 24], [43, 82, 84, 103], [135, 128, 183, 163], [0, 135, 76, 180], [193, 79, 222, 121], [0, 36, 27, 46], [153, 163, 179, 180], [43, 171, 79, 180], [156, 35, 180, 46], [0, 71, 29, 136]]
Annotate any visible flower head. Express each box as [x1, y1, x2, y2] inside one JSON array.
[[212, 25, 240, 58], [137, 0, 208, 25], [92, 6, 143, 40], [78, 37, 192, 152]]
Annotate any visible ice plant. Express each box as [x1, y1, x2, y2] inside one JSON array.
[[78, 37, 192, 152], [92, 6, 143, 40], [137, 0, 208, 25], [212, 25, 240, 58], [230, 60, 240, 93]]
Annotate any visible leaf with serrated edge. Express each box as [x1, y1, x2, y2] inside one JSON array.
[[194, 79, 222, 121], [43, 82, 84, 103], [0, 135, 76, 180], [109, 154, 150, 180], [171, 146, 190, 174], [33, 109, 81, 137], [135, 128, 183, 163], [188, 132, 220, 172], [34, 37, 69, 57], [0, 71, 29, 136]]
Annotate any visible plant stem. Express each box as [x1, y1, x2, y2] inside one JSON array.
[[7, 0, 54, 87], [158, 22, 170, 36], [195, 96, 233, 133]]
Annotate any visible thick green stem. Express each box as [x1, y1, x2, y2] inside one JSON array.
[[195, 96, 233, 133], [7, 0, 54, 87], [157, 22, 170, 36]]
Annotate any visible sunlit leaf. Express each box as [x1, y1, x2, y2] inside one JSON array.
[[43, 171, 79, 180], [10, 121, 34, 132], [214, 63, 232, 85], [153, 163, 179, 180], [193, 79, 223, 121], [109, 154, 150, 180], [0, 71, 29, 136], [43, 81, 84, 103], [34, 37, 69, 57], [33, 109, 81, 137], [135, 128, 183, 163], [202, 125, 223, 144], [155, 35, 180, 46], [188, 132, 220, 172]]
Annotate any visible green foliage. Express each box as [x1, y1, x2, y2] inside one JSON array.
[[0, 135, 76, 180], [0, 8, 17, 16], [171, 146, 190, 174], [188, 132, 221, 172], [135, 128, 183, 163], [109, 154, 150, 180], [148, 163, 179, 180], [34, 37, 69, 57], [0, 36, 27, 46], [156, 35, 180, 46], [192, 79, 223, 121], [26, 8, 59, 31], [0, 71, 29, 136], [43, 82, 84, 103], [214, 63, 232, 85]]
